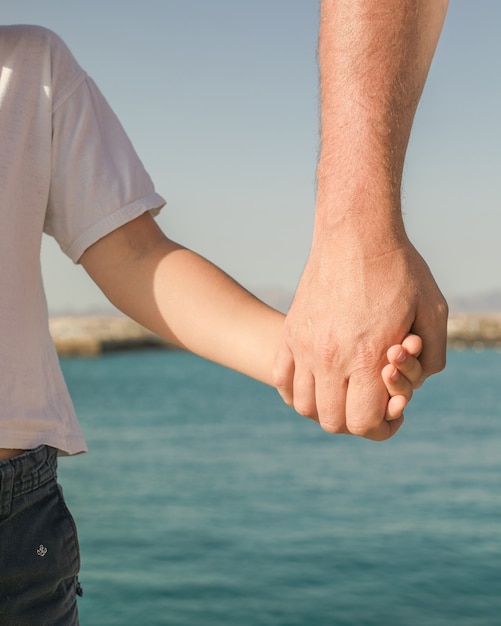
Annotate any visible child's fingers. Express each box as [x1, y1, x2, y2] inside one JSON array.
[[382, 363, 411, 420], [381, 363, 413, 401], [385, 394, 408, 421], [401, 334, 423, 358], [383, 334, 424, 421], [383, 334, 425, 421], [386, 344, 424, 389]]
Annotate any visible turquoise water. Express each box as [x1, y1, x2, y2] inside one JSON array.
[[58, 349, 501, 626]]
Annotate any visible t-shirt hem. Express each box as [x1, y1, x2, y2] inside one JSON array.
[[66, 192, 166, 263], [0, 431, 88, 456]]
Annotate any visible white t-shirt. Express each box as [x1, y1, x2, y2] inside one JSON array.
[[0, 25, 165, 454]]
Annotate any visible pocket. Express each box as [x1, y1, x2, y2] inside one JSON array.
[[0, 478, 82, 624], [54, 480, 82, 576]]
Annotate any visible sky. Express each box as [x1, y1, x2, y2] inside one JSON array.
[[2, 1, 501, 313]]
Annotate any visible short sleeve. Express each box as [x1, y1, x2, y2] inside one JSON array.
[[45, 73, 165, 262]]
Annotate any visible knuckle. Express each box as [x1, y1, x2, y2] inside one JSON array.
[[346, 414, 380, 438], [294, 400, 316, 418], [349, 343, 383, 376], [348, 424, 372, 437], [271, 365, 286, 390], [318, 417, 346, 435], [317, 340, 339, 369], [277, 390, 294, 408]]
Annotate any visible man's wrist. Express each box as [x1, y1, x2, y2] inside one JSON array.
[[311, 195, 409, 260]]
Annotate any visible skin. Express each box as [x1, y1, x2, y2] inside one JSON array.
[[79, 212, 424, 402], [80, 214, 285, 386], [0, 216, 422, 461], [384, 334, 424, 420], [274, 0, 449, 441]]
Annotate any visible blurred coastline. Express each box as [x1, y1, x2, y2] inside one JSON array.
[[49, 316, 172, 357], [49, 313, 501, 357], [49, 288, 501, 356]]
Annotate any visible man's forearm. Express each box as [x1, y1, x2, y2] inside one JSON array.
[[317, 0, 448, 239], [274, 0, 448, 437]]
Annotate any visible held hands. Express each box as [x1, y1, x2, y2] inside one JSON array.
[[382, 333, 424, 421], [273, 233, 448, 440]]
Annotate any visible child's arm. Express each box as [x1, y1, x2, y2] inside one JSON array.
[[382, 334, 424, 421], [80, 213, 284, 385], [80, 212, 420, 427]]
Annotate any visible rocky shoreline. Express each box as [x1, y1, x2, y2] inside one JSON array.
[[49, 316, 172, 356], [446, 315, 501, 351], [49, 314, 501, 357]]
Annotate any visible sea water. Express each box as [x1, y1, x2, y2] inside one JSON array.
[[58, 349, 501, 626]]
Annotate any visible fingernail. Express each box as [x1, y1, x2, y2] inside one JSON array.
[[390, 367, 400, 382], [394, 349, 406, 364]]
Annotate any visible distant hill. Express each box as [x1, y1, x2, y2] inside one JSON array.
[[448, 291, 501, 314], [49, 289, 501, 357]]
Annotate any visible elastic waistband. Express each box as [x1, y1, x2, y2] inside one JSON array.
[[0, 445, 58, 519]]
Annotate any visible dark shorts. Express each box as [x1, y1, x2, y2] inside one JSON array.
[[0, 445, 82, 626]]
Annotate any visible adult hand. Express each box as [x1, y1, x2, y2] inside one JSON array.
[[273, 0, 450, 439], [273, 228, 448, 440]]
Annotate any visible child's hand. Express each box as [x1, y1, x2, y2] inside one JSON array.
[[382, 334, 424, 421]]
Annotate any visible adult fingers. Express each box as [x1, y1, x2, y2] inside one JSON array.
[[292, 368, 318, 421], [385, 395, 408, 421], [401, 334, 423, 358], [345, 369, 395, 440], [272, 344, 295, 408], [273, 344, 320, 422], [314, 372, 349, 434]]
